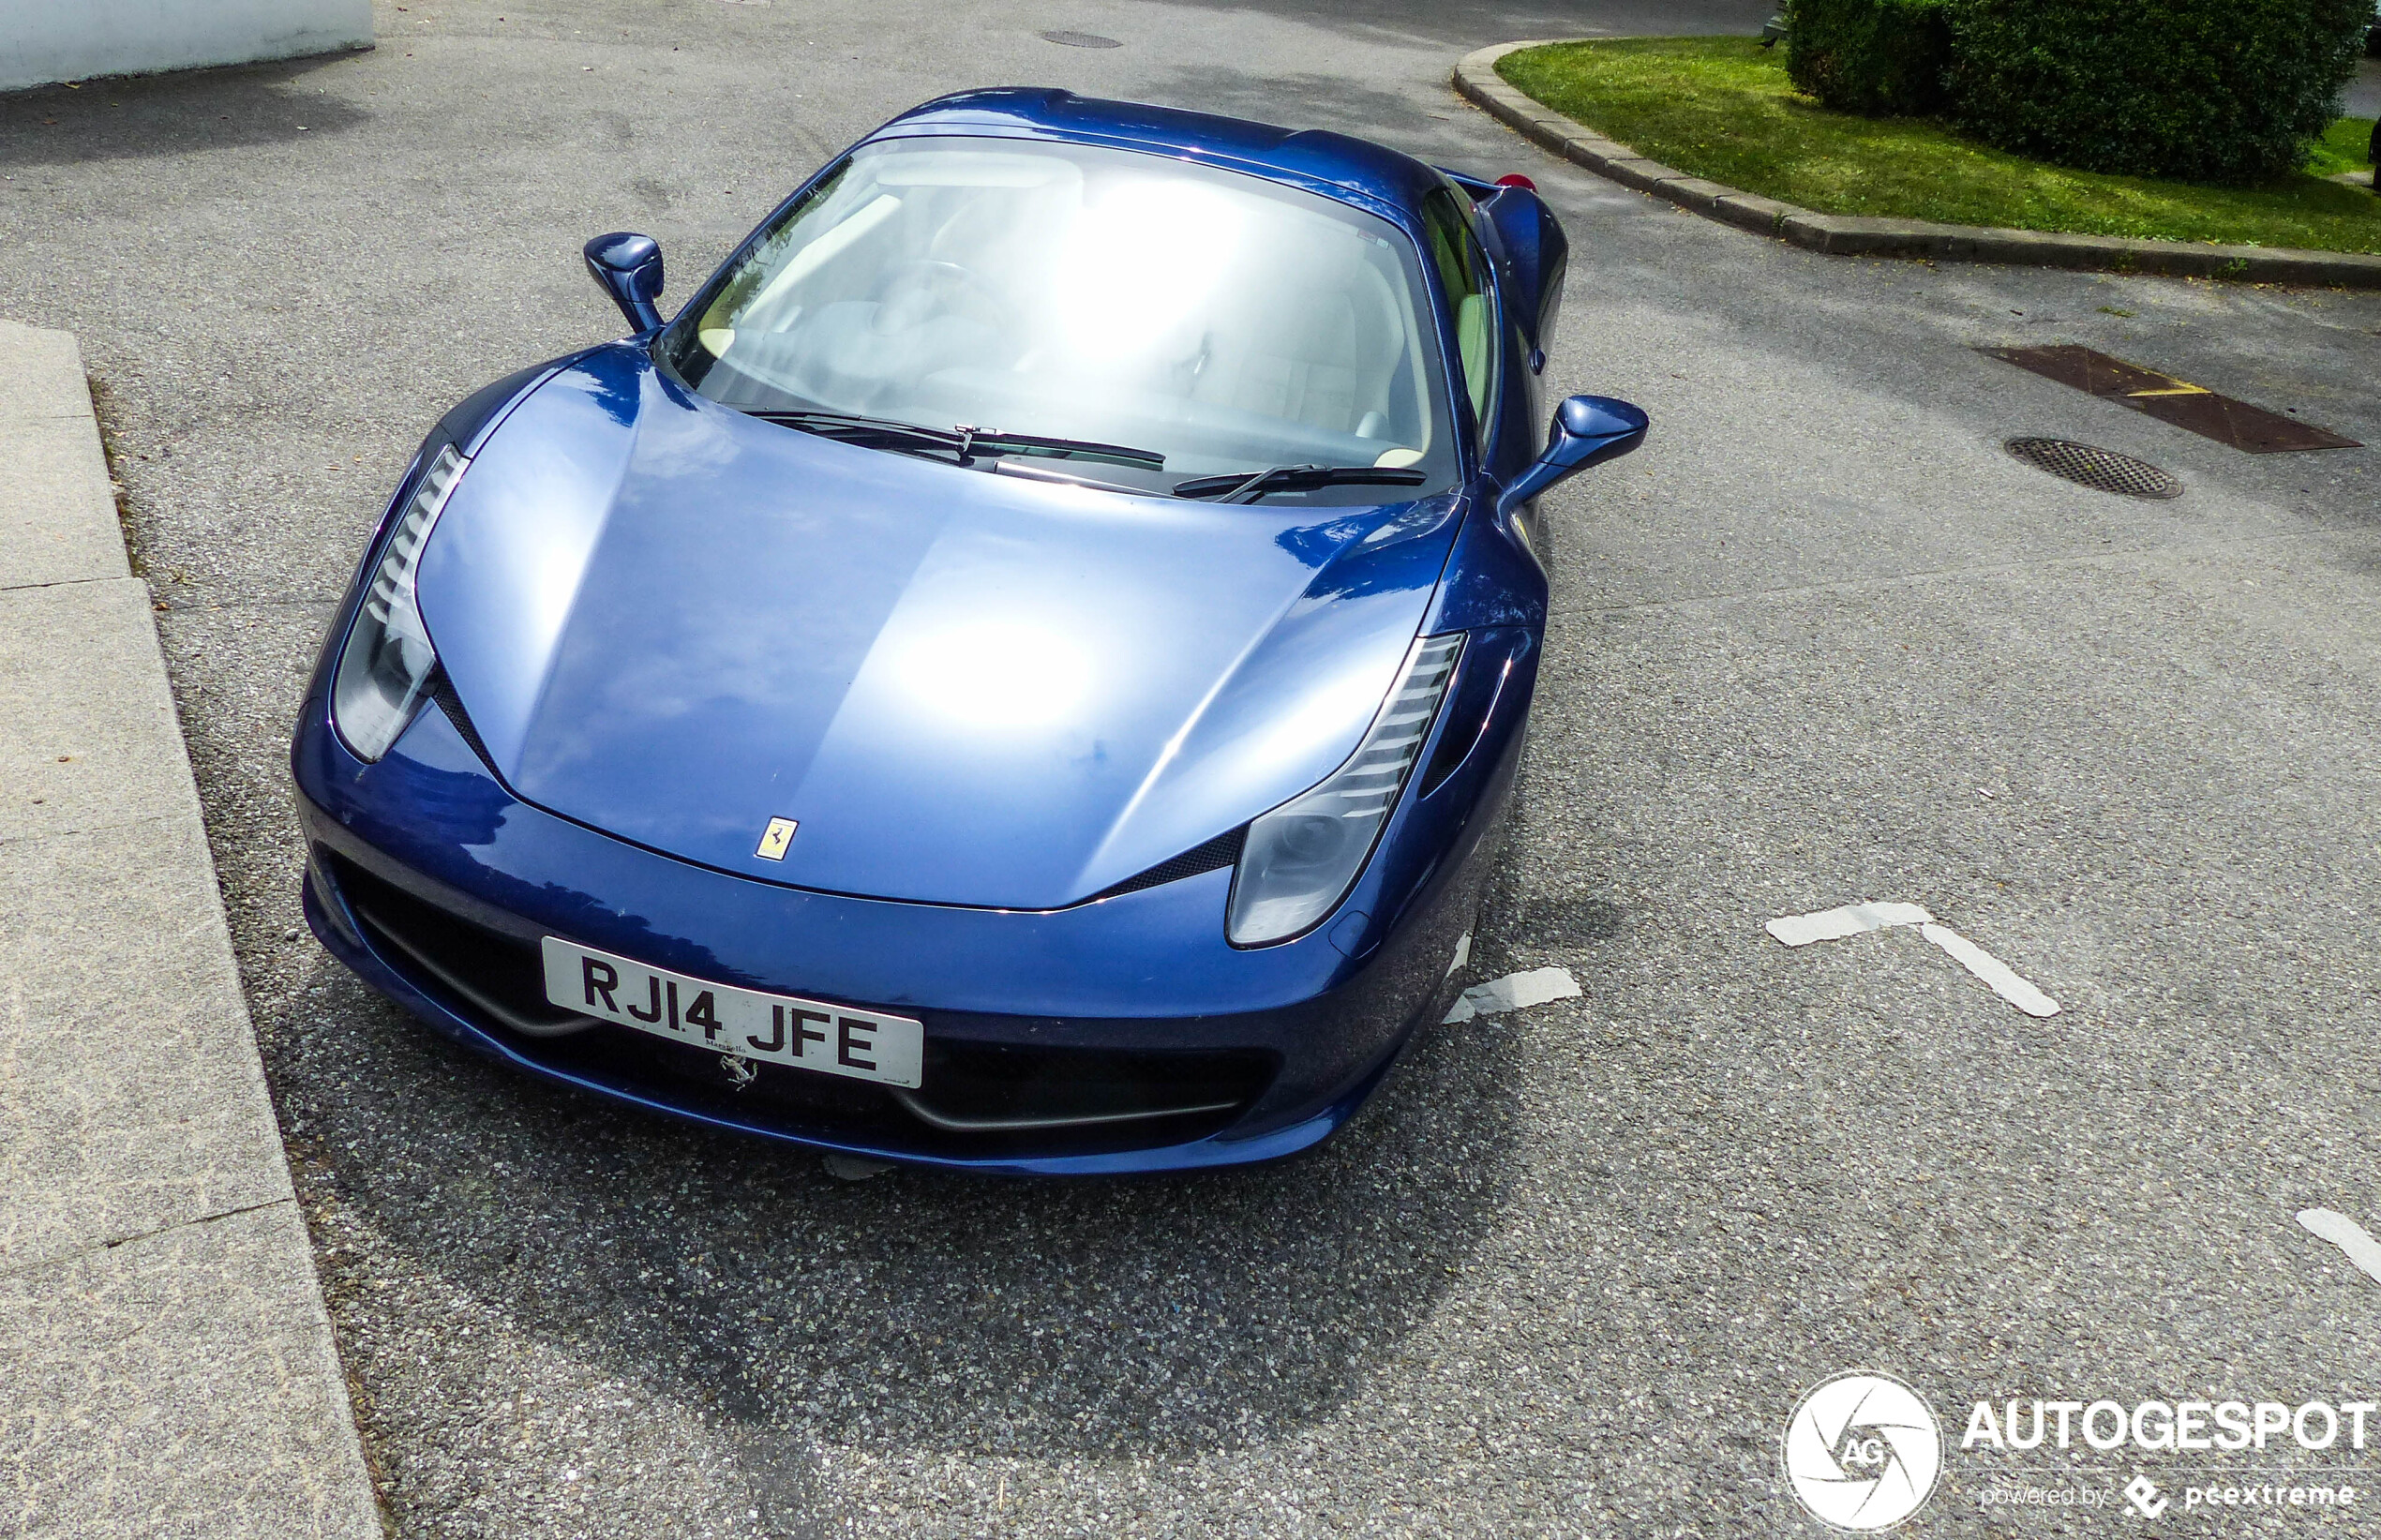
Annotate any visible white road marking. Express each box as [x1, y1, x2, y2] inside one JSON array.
[[1446, 931, 1472, 977], [1765, 901, 1933, 947], [1766, 900, 2061, 1017], [1445, 965, 1580, 1023], [1920, 922, 2062, 1017], [2298, 1209, 2381, 1287]]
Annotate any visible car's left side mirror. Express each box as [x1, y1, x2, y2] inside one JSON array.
[[584, 232, 666, 333], [1496, 394, 1649, 518]]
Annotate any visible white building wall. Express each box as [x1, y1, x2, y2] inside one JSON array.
[[0, 0, 372, 94]]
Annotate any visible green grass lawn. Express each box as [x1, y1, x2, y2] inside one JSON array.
[[1496, 37, 2381, 255], [2308, 114, 2377, 179]]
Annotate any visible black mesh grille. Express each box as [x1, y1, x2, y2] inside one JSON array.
[[1086, 826, 1246, 904], [322, 850, 1273, 1157], [430, 670, 500, 772], [2004, 438, 2183, 499]]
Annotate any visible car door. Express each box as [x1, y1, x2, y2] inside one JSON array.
[[1419, 187, 1505, 472], [1424, 185, 1558, 560]]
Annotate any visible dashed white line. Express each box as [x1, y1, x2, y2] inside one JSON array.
[[1445, 966, 1580, 1023], [1766, 900, 2062, 1017], [2298, 1209, 2381, 1287]]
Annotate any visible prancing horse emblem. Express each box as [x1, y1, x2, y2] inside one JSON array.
[[755, 816, 798, 860]]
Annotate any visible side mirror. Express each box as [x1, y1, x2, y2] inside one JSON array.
[[1496, 394, 1648, 518], [583, 232, 665, 333]]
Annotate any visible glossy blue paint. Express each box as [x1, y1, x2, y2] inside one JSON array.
[[290, 610, 1527, 1167], [583, 232, 665, 333], [1473, 182, 1569, 351], [294, 89, 1645, 1171], [299, 864, 1417, 1176], [1497, 395, 1651, 519], [416, 345, 1460, 908]]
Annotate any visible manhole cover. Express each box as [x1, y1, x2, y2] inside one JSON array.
[[2003, 438, 2183, 499], [1039, 29, 1121, 46]]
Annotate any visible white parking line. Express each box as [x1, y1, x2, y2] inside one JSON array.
[[1766, 900, 2062, 1017], [1919, 922, 2061, 1018], [1766, 901, 1933, 947], [1445, 966, 1580, 1023], [2298, 1209, 2381, 1287]]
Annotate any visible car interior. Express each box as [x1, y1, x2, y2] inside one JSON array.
[[684, 142, 1455, 483]]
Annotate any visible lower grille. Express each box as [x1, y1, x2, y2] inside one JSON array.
[[323, 852, 1274, 1157]]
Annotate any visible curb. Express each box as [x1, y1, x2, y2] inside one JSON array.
[[0, 320, 382, 1538], [1454, 41, 2381, 290]]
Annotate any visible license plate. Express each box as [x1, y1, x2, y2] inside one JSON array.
[[539, 936, 924, 1088]]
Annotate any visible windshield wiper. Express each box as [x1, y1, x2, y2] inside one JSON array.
[[1171, 463, 1430, 503], [750, 410, 964, 453], [983, 458, 1157, 498], [750, 411, 1164, 471], [955, 426, 1164, 471]]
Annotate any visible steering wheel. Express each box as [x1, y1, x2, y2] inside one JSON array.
[[868, 259, 1015, 336]]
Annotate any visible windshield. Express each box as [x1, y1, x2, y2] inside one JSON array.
[[660, 137, 1460, 501]]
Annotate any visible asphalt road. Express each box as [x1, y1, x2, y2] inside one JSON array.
[[7, 1, 2381, 1534]]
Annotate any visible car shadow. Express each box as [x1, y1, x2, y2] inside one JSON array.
[[289, 951, 1528, 1471]]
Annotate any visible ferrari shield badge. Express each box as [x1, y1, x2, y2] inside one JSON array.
[[755, 816, 799, 860]]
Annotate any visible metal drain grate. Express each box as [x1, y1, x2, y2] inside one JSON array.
[[1984, 347, 2359, 454], [1039, 29, 1122, 46], [2003, 438, 2183, 499]]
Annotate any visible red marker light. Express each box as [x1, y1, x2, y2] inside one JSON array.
[[1494, 172, 1537, 191]]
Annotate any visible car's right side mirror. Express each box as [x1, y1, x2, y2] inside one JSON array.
[[1496, 394, 1649, 518]]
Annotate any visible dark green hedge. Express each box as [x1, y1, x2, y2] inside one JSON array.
[[1785, 0, 1954, 116], [1946, 0, 2372, 184]]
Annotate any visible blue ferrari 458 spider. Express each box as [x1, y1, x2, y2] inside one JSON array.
[[292, 89, 1647, 1174]]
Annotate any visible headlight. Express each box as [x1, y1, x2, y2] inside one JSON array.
[[1226, 632, 1464, 946], [332, 441, 467, 762]]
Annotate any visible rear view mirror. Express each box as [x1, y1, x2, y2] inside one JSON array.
[[583, 232, 666, 333], [1497, 394, 1649, 517]]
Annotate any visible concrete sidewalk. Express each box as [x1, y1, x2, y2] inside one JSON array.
[[0, 321, 379, 1538]]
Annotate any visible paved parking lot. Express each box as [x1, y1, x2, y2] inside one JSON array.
[[7, 0, 2381, 1533]]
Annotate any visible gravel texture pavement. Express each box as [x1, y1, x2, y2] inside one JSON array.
[[7, 0, 2381, 1533]]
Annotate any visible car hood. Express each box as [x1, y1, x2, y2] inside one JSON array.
[[412, 347, 1463, 909]]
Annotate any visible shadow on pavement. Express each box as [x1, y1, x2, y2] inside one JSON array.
[[1133, 0, 1770, 49], [0, 52, 368, 170], [1139, 65, 1471, 156]]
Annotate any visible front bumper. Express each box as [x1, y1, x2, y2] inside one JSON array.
[[292, 635, 1530, 1175]]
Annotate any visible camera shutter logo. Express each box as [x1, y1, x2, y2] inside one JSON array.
[[1782, 1371, 1943, 1531]]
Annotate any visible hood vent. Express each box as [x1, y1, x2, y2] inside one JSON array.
[[431, 671, 503, 778], [1086, 826, 1246, 905]]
